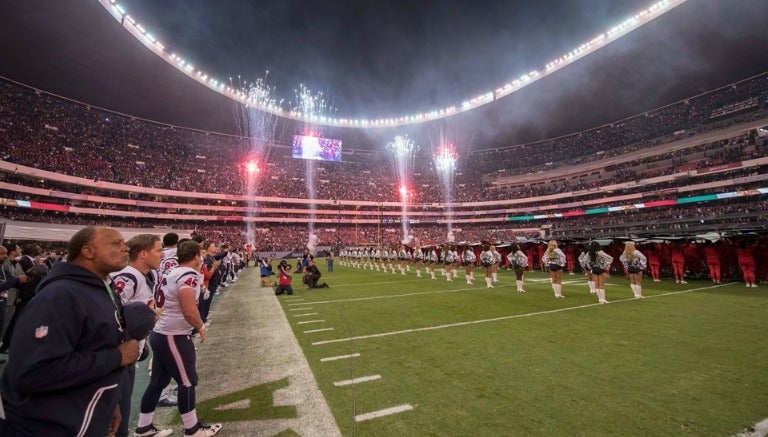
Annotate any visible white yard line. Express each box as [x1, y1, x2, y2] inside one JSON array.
[[320, 353, 361, 362], [304, 327, 335, 334], [312, 284, 728, 346], [354, 404, 414, 422], [297, 320, 326, 325], [287, 285, 511, 306], [288, 307, 314, 310], [293, 313, 319, 317], [333, 375, 381, 386]]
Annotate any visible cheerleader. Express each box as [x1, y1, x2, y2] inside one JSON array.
[[542, 240, 566, 298], [451, 246, 460, 279], [388, 246, 398, 274], [398, 245, 409, 275], [480, 244, 495, 288], [427, 246, 438, 279], [620, 242, 647, 299], [373, 246, 382, 271], [441, 244, 454, 282], [507, 244, 528, 292], [586, 241, 613, 304], [412, 244, 424, 277], [491, 245, 502, 284], [578, 247, 596, 294], [462, 245, 477, 285]]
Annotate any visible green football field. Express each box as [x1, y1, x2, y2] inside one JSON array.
[[278, 263, 767, 436], [120, 261, 768, 436]]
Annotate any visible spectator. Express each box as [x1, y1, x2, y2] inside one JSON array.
[[0, 226, 140, 436]]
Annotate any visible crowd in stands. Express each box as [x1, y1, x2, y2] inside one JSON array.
[[1, 72, 768, 253], [2, 73, 768, 203]]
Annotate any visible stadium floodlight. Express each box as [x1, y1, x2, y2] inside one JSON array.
[[97, 0, 687, 128]]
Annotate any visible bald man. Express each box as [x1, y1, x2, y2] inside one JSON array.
[[0, 226, 140, 437]]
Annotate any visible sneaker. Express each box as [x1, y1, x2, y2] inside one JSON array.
[[134, 423, 174, 437], [157, 397, 177, 407], [185, 422, 222, 436]]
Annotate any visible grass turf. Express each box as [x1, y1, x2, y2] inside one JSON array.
[[279, 264, 768, 436]]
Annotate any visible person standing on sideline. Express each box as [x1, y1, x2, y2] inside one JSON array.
[[0, 243, 24, 348], [737, 240, 758, 287], [507, 244, 528, 292], [670, 242, 687, 284], [0, 226, 140, 436], [0, 246, 28, 365], [326, 251, 334, 272], [199, 241, 220, 324], [135, 241, 222, 437], [110, 234, 168, 437], [542, 240, 567, 298], [0, 244, 47, 354], [620, 242, 647, 299], [586, 241, 613, 304], [646, 244, 662, 282], [158, 232, 180, 280], [703, 241, 722, 284]]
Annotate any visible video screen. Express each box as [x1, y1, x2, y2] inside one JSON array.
[[292, 135, 342, 162]]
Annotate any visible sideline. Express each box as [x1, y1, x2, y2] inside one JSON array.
[[154, 269, 341, 436]]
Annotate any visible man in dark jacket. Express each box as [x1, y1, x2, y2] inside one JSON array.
[[303, 259, 329, 289], [0, 226, 140, 436]]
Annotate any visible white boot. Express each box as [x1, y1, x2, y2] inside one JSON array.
[[453, 270, 458, 278], [430, 270, 436, 280], [598, 289, 608, 304], [492, 272, 498, 283], [554, 284, 563, 298], [466, 275, 472, 285], [416, 269, 422, 278], [588, 281, 596, 294], [485, 277, 493, 288]]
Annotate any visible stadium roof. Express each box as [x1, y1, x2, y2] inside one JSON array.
[[1, 0, 768, 149]]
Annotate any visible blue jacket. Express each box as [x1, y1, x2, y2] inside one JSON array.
[[0, 262, 125, 436]]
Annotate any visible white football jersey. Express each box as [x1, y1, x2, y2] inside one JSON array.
[[110, 265, 154, 306], [158, 247, 179, 279], [153, 266, 200, 336]]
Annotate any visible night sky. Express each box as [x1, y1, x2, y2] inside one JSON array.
[[2, 0, 768, 149]]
